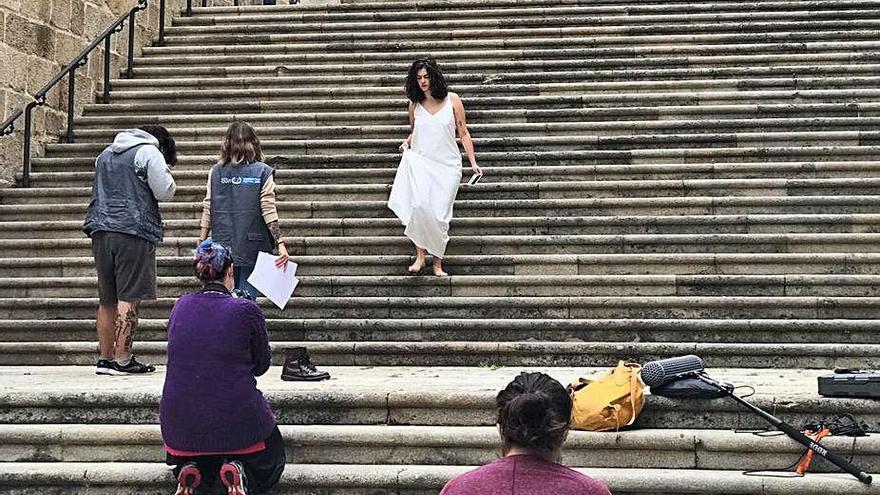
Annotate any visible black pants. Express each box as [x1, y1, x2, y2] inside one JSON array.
[[168, 427, 285, 494]]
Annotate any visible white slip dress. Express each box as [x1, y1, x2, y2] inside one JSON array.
[[387, 96, 463, 258]]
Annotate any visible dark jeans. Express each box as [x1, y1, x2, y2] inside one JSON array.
[[168, 426, 285, 494], [234, 265, 260, 299]]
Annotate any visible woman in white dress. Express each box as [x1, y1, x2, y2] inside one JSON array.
[[388, 59, 481, 277]]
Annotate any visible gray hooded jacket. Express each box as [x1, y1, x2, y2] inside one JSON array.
[[83, 129, 176, 243]]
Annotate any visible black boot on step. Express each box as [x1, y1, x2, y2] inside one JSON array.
[[281, 347, 331, 382]]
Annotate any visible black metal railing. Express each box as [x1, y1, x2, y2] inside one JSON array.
[[0, 109, 23, 137], [0, 0, 161, 187], [1, 0, 269, 187]]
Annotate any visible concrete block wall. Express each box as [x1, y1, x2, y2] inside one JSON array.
[[0, 0, 185, 183]]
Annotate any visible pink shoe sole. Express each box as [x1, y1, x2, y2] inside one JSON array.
[[220, 462, 248, 495], [175, 464, 201, 495]]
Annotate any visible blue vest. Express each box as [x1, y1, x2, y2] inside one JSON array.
[[83, 144, 163, 244], [210, 161, 275, 267]]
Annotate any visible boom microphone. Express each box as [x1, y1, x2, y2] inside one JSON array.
[[641, 355, 704, 387]]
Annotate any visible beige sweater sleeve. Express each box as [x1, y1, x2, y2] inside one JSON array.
[[261, 173, 279, 224], [200, 168, 212, 230]]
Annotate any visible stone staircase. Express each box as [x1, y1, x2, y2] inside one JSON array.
[[2, 0, 880, 493]]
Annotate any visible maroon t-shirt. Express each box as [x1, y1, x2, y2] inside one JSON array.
[[440, 455, 612, 495]]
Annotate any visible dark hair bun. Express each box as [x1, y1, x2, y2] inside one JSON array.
[[496, 372, 572, 451]]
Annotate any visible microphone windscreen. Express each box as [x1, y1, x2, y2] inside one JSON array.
[[641, 355, 705, 387]]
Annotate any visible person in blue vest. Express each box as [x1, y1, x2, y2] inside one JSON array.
[[83, 126, 177, 375], [198, 121, 289, 299]]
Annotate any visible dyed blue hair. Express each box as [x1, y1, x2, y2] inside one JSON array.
[[193, 238, 233, 282]]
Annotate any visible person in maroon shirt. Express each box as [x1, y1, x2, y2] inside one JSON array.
[[440, 372, 612, 495]]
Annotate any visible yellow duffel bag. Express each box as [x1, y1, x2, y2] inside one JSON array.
[[568, 361, 646, 432]]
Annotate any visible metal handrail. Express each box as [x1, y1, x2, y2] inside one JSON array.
[[2, 0, 159, 187], [0, 109, 23, 137], [4, 0, 260, 186]]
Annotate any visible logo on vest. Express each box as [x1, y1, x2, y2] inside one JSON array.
[[221, 177, 261, 185]]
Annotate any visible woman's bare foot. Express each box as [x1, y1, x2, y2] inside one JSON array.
[[433, 258, 448, 277], [408, 258, 425, 274]]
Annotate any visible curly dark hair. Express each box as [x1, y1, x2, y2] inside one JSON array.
[[496, 372, 572, 454], [405, 58, 449, 103], [139, 125, 177, 166]]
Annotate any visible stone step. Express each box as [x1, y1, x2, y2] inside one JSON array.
[[67, 117, 880, 143], [1, 232, 878, 258], [138, 38, 877, 57], [4, 273, 880, 299], [31, 161, 880, 187], [5, 252, 878, 278], [24, 162, 880, 188], [6, 177, 880, 204], [0, 366, 874, 429], [129, 52, 880, 73], [29, 147, 880, 171], [1, 424, 877, 472], [3, 213, 880, 240], [127, 48, 880, 72], [27, 146, 880, 172], [3, 462, 877, 495], [118, 67, 880, 86], [65, 103, 880, 126], [163, 15, 880, 42], [156, 27, 880, 49], [4, 339, 880, 368], [170, 6, 880, 29], [38, 133, 880, 158], [186, 0, 880, 16], [79, 89, 880, 115], [0, 295, 875, 320], [43, 189, 880, 215], [157, 20, 880, 45], [1, 318, 876, 344]]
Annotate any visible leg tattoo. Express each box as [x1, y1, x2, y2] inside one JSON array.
[[114, 305, 138, 359]]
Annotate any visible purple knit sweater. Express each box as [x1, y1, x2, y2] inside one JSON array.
[[160, 290, 276, 453]]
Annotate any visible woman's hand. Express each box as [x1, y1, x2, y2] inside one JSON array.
[[399, 140, 410, 153], [275, 243, 290, 271], [471, 163, 482, 175]]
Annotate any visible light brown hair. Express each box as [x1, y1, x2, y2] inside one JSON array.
[[219, 121, 263, 165]]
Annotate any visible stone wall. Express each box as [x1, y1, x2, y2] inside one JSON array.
[[0, 0, 186, 183], [0, 0, 301, 184]]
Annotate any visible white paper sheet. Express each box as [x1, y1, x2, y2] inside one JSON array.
[[247, 251, 299, 309]]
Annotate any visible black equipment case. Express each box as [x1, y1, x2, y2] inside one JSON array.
[[818, 370, 880, 399]]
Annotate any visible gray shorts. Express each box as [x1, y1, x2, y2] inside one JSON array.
[[91, 231, 157, 305]]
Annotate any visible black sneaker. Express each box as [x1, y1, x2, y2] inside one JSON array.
[[109, 356, 156, 375], [95, 359, 114, 375]]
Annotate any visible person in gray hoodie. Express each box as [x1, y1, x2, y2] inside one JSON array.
[[83, 126, 177, 375]]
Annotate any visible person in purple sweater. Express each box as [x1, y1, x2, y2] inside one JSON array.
[[440, 372, 612, 495], [160, 239, 285, 495]]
